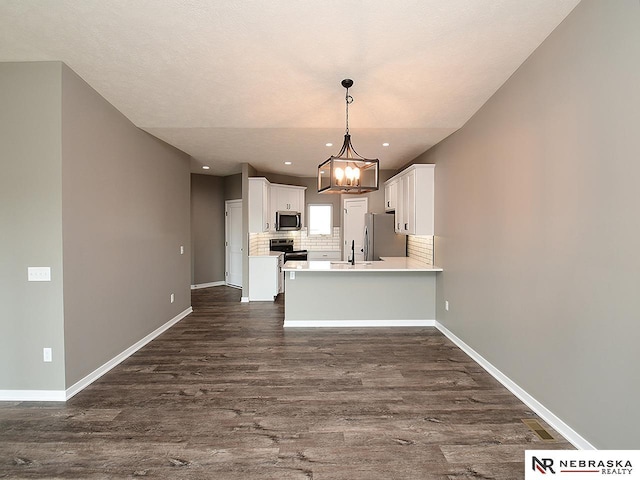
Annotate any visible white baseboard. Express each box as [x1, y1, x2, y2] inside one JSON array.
[[191, 281, 225, 290], [284, 319, 436, 328], [240, 296, 249, 303], [0, 390, 66, 402], [65, 306, 193, 400], [435, 321, 595, 450], [0, 307, 193, 403]]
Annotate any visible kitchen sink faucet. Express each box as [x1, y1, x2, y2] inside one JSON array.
[[350, 240, 355, 265]]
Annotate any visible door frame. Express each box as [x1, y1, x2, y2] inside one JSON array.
[[225, 199, 243, 288]]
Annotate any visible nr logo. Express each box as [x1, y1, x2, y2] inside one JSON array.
[[533, 456, 556, 474]]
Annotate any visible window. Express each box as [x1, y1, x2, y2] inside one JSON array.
[[308, 204, 333, 236]]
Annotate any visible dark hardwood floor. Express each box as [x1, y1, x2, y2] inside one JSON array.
[[1, 286, 572, 479]]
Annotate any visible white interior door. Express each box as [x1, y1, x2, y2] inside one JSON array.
[[343, 197, 368, 262], [225, 200, 243, 288]]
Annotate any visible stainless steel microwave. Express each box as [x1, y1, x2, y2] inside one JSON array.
[[275, 211, 301, 231]]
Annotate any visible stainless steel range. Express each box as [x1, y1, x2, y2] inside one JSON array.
[[269, 238, 308, 262]]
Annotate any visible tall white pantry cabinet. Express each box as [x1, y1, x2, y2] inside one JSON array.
[[248, 177, 271, 232]]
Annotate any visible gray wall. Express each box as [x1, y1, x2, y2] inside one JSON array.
[[423, 0, 639, 448], [367, 169, 396, 214], [191, 174, 226, 285], [61, 64, 191, 387], [256, 172, 300, 187], [301, 176, 341, 227], [0, 62, 66, 390], [224, 173, 242, 201], [0, 61, 191, 392]]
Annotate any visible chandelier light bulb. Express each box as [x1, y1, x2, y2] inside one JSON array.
[[345, 166, 353, 179]]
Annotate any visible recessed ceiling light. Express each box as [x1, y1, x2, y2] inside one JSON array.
[[284, 161, 292, 165], [382, 142, 390, 147], [325, 143, 333, 147], [202, 165, 210, 170]]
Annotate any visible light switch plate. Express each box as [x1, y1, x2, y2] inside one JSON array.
[[28, 267, 51, 282], [289, 271, 295, 280]]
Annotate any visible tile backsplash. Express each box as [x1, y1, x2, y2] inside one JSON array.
[[407, 235, 434, 265], [249, 227, 341, 256], [301, 227, 341, 251], [250, 229, 433, 265]]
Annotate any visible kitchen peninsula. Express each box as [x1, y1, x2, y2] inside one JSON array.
[[282, 258, 442, 327]]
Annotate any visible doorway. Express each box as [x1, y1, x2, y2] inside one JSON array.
[[343, 197, 368, 262], [225, 200, 243, 288]]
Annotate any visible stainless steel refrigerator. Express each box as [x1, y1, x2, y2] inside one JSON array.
[[363, 213, 406, 261]]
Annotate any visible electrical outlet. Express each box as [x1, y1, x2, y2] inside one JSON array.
[[43, 348, 52, 362], [445, 300, 449, 311], [170, 293, 175, 303], [289, 271, 295, 280], [180, 245, 184, 255]]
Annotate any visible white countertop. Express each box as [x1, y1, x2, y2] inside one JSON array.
[[249, 251, 284, 258], [282, 256, 442, 272]]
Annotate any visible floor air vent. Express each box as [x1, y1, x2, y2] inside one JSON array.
[[522, 419, 555, 441]]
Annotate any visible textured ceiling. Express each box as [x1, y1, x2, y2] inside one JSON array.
[[0, 0, 580, 177]]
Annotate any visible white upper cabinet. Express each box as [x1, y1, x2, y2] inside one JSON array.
[[248, 177, 271, 233], [384, 178, 399, 212], [271, 184, 305, 212], [269, 184, 306, 230], [395, 177, 404, 233], [384, 164, 434, 235], [249, 180, 306, 233], [400, 168, 416, 234]]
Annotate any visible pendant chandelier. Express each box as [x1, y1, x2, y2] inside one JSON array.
[[318, 79, 379, 194]]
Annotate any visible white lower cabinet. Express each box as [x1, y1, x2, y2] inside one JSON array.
[[249, 254, 283, 301]]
